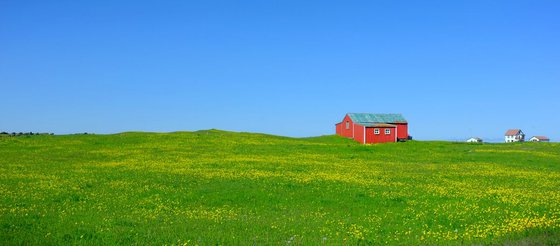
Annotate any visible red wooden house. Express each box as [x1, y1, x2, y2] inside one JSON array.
[[335, 113, 409, 144]]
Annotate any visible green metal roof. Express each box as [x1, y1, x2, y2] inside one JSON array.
[[348, 113, 407, 123]]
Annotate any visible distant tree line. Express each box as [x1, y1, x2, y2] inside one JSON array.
[[0, 132, 54, 136]]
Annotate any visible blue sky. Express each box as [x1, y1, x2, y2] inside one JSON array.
[[1, 1, 559, 140]]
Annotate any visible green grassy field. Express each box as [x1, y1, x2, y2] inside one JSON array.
[[1, 130, 559, 245]]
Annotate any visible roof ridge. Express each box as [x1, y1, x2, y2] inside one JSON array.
[[504, 129, 523, 136], [347, 113, 407, 124], [349, 112, 402, 115]]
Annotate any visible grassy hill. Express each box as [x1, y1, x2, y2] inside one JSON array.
[[1, 130, 559, 245]]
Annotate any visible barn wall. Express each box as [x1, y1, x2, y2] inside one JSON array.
[[353, 124, 365, 144], [337, 114, 354, 138], [395, 123, 408, 139], [365, 127, 396, 143]]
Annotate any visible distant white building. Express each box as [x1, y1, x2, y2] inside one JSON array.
[[529, 136, 550, 142], [505, 129, 525, 143], [467, 137, 483, 143]]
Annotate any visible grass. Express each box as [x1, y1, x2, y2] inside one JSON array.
[[1, 129, 559, 245]]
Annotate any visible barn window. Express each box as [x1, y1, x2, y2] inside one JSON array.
[[385, 129, 391, 134], [374, 129, 379, 134], [345, 121, 350, 129]]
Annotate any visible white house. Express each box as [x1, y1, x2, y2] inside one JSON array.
[[529, 136, 550, 142], [467, 137, 483, 143], [505, 129, 525, 143]]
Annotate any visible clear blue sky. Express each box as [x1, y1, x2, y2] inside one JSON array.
[[1, 1, 559, 140]]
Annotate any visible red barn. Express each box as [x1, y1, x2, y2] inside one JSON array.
[[335, 113, 409, 144]]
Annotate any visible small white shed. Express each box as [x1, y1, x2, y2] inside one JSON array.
[[529, 136, 550, 142], [467, 137, 483, 143]]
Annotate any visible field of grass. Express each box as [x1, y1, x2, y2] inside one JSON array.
[[1, 130, 560, 245]]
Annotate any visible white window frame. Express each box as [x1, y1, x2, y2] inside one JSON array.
[[374, 129, 380, 135], [385, 129, 391, 135], [345, 121, 350, 129]]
